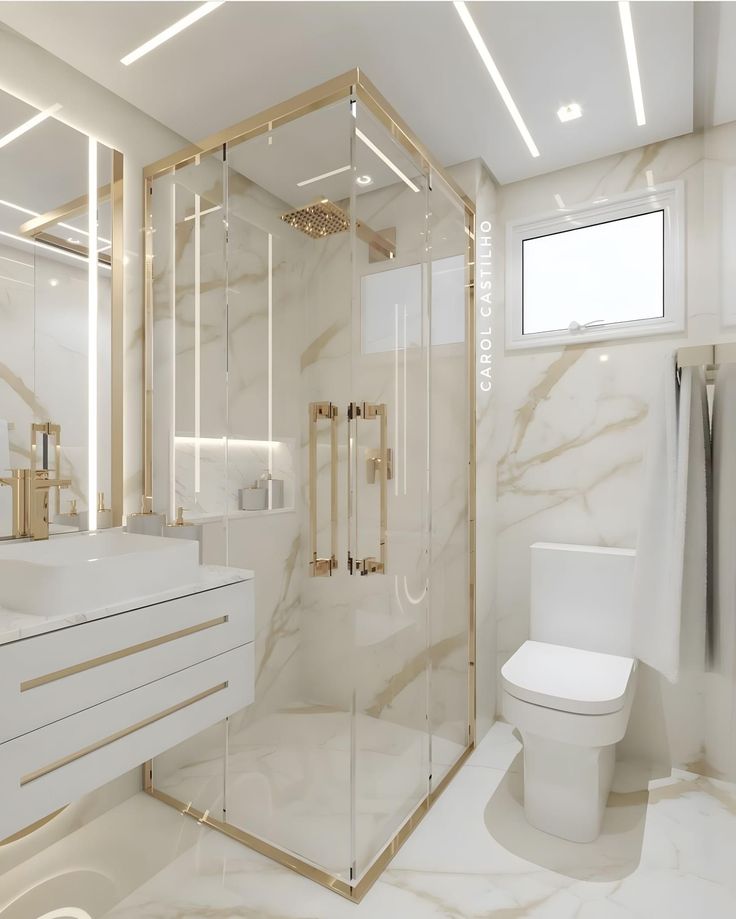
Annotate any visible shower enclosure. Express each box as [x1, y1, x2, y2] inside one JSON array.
[[143, 70, 475, 900]]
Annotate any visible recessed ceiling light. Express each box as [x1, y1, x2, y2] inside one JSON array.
[[453, 1, 540, 158], [557, 103, 582, 123], [296, 165, 351, 188], [0, 103, 61, 150], [356, 174, 373, 186], [618, 1, 646, 126], [120, 1, 225, 66], [49, 277, 59, 287]]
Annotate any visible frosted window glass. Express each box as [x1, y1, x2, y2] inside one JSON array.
[[362, 255, 465, 353], [522, 210, 664, 334]]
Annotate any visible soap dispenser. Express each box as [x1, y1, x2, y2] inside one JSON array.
[[164, 506, 203, 562], [96, 492, 113, 530], [125, 495, 166, 537], [54, 498, 89, 530]]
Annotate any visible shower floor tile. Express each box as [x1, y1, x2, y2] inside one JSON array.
[[2, 723, 736, 918]]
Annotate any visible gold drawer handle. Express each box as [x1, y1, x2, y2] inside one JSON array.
[[20, 682, 228, 786], [20, 616, 229, 692]]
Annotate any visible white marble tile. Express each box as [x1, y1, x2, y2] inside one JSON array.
[[5, 725, 736, 919]]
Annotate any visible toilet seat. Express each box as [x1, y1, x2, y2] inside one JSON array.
[[501, 640, 636, 716]]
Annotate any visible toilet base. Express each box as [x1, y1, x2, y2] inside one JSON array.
[[520, 731, 615, 843]]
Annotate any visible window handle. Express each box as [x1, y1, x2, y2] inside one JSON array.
[[568, 318, 605, 332]]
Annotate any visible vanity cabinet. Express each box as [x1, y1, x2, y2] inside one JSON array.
[[0, 576, 254, 841]]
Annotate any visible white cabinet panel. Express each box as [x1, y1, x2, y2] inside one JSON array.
[[0, 643, 254, 840], [0, 580, 254, 743]]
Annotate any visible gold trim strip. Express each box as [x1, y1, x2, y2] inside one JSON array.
[[308, 401, 338, 576], [18, 184, 112, 238], [355, 70, 475, 217], [147, 741, 474, 903], [29, 232, 112, 265], [111, 149, 124, 527], [20, 616, 228, 691], [21, 682, 228, 786], [144, 70, 356, 181], [466, 208, 477, 745], [0, 806, 67, 847]]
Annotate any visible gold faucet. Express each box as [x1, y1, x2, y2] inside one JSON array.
[[0, 422, 71, 540]]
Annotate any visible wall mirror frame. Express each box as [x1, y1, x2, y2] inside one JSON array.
[[0, 87, 124, 538]]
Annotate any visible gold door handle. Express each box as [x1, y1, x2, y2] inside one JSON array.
[[349, 402, 387, 576], [308, 401, 338, 577]]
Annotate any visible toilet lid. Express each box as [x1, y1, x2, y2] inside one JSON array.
[[501, 640, 636, 715]]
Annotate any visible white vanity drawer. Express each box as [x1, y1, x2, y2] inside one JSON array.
[[0, 579, 254, 743], [0, 643, 254, 842]]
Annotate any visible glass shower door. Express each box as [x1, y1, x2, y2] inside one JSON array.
[[221, 99, 356, 881], [349, 104, 432, 882]]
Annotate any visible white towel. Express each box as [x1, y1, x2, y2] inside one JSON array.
[[0, 419, 10, 535], [712, 365, 736, 677], [632, 357, 708, 682], [705, 363, 736, 776]]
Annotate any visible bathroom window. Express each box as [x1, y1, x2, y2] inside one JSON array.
[[506, 182, 685, 349], [362, 254, 465, 353]]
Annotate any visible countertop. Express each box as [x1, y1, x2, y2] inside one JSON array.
[[0, 565, 254, 646]]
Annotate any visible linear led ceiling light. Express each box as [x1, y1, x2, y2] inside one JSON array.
[[0, 104, 61, 150], [121, 1, 225, 66], [453, 1, 539, 158], [297, 165, 351, 187], [618, 1, 646, 126], [355, 129, 420, 192]]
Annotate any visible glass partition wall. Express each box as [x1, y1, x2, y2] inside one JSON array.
[[144, 71, 475, 901]]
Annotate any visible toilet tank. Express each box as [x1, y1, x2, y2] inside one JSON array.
[[530, 542, 636, 657]]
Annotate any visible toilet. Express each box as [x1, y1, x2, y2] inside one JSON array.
[[501, 542, 638, 843]]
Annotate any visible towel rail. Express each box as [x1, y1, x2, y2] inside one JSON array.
[[676, 343, 736, 380]]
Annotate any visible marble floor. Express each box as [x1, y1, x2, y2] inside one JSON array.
[[2, 722, 736, 918], [153, 707, 466, 881]]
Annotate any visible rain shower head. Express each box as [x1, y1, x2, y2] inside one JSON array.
[[281, 197, 397, 262], [280, 198, 350, 239]]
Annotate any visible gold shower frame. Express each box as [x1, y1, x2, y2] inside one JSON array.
[[141, 68, 476, 904]]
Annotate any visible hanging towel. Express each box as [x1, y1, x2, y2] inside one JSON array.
[[712, 364, 736, 677], [0, 419, 10, 535], [705, 363, 736, 777], [632, 356, 708, 682]]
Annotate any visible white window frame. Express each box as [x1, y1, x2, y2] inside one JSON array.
[[505, 181, 685, 350]]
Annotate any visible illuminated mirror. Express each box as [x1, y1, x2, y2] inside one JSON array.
[[0, 88, 123, 539]]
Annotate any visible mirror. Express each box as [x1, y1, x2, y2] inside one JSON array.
[[0, 88, 122, 539]]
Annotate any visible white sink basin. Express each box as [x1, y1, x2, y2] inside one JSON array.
[[0, 529, 202, 615]]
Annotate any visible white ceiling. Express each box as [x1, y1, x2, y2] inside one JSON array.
[[0, 1, 703, 185]]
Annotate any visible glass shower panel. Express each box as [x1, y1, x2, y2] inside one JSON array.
[[351, 103, 431, 880], [428, 178, 472, 786], [221, 100, 355, 880], [149, 151, 229, 817]]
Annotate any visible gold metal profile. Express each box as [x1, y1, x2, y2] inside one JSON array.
[[146, 740, 473, 903], [350, 402, 387, 576], [18, 184, 112, 239], [111, 149, 125, 526], [308, 401, 338, 577], [20, 682, 228, 786], [20, 616, 228, 692], [0, 806, 67, 847]]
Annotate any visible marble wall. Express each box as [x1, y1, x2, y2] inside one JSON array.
[[483, 123, 736, 777]]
